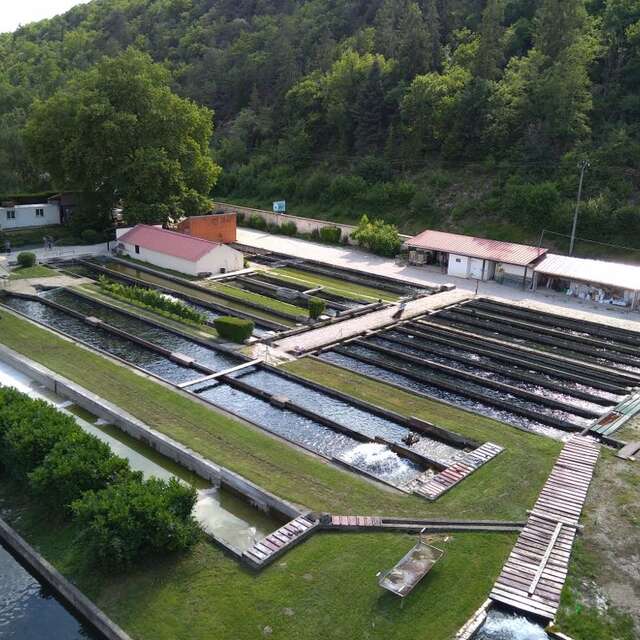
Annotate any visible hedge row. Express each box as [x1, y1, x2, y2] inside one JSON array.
[[0, 387, 199, 567], [308, 296, 326, 319], [214, 316, 255, 342], [98, 276, 206, 326]]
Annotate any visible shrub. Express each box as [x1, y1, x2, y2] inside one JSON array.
[[214, 316, 255, 342], [236, 211, 245, 224], [246, 214, 267, 230], [29, 431, 132, 509], [280, 221, 297, 236], [352, 214, 402, 257], [308, 296, 326, 319], [0, 396, 77, 479], [72, 476, 199, 567], [81, 228, 100, 244], [17, 251, 36, 268], [318, 226, 342, 244], [98, 276, 206, 325]]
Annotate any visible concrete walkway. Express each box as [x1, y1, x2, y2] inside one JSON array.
[[237, 228, 640, 333], [3, 242, 109, 265], [4, 275, 92, 295], [272, 289, 470, 354]]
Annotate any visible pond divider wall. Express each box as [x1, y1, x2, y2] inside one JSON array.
[[373, 332, 613, 406], [0, 517, 133, 640], [329, 345, 581, 431], [105, 256, 306, 324], [0, 343, 302, 522], [398, 323, 626, 395], [261, 363, 477, 450], [350, 339, 602, 419], [76, 258, 288, 331]]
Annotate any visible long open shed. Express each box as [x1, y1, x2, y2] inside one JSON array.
[[533, 253, 640, 310]]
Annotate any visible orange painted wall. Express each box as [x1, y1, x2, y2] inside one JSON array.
[[177, 213, 237, 244]]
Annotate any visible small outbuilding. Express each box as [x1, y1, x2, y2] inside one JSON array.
[[116, 224, 244, 277], [405, 230, 547, 286], [176, 212, 237, 244], [533, 254, 640, 311]]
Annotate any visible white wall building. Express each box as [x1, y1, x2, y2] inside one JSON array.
[[115, 224, 244, 276], [0, 203, 61, 230]]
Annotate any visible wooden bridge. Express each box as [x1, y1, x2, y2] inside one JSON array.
[[489, 435, 600, 620], [242, 514, 319, 569]]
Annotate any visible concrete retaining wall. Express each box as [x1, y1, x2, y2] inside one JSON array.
[[0, 517, 132, 640], [0, 344, 301, 521]]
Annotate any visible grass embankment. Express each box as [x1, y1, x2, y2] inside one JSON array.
[[0, 312, 560, 639], [0, 311, 558, 519], [207, 281, 308, 318], [267, 266, 400, 303], [79, 284, 219, 339], [8, 265, 59, 279], [0, 480, 514, 640]]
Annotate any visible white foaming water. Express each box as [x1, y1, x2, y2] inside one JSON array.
[[475, 610, 550, 639], [340, 442, 418, 483]]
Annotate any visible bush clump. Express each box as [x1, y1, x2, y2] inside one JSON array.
[[279, 221, 298, 236], [98, 276, 206, 325], [318, 226, 342, 244], [214, 316, 255, 342], [308, 296, 326, 319], [16, 251, 36, 268], [352, 214, 402, 257], [72, 476, 199, 568], [246, 214, 267, 230], [0, 387, 199, 568]]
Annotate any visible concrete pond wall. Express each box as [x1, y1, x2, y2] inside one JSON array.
[[0, 344, 301, 522]]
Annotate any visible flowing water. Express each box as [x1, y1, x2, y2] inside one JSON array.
[[319, 351, 567, 440], [0, 544, 99, 640], [235, 368, 462, 466], [193, 381, 423, 485], [43, 289, 242, 373], [0, 360, 281, 553], [474, 609, 550, 639]]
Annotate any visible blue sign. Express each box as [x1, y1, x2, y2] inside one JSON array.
[[273, 200, 286, 213]]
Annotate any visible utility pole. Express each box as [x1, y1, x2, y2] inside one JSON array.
[[569, 159, 590, 256]]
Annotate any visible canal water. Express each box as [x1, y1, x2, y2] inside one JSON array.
[[0, 360, 280, 552], [192, 380, 423, 486], [319, 350, 568, 440], [2, 295, 432, 487], [0, 543, 100, 640], [473, 608, 550, 639], [43, 288, 242, 373]]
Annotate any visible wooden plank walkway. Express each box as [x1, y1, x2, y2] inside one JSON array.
[[591, 392, 640, 437], [242, 515, 319, 569], [408, 443, 503, 501], [330, 515, 384, 529], [490, 436, 600, 620]]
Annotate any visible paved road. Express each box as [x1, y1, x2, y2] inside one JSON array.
[[237, 228, 640, 333]]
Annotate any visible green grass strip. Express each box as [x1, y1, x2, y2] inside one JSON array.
[[8, 265, 59, 280]]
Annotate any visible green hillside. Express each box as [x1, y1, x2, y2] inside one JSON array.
[[1, 0, 639, 256]]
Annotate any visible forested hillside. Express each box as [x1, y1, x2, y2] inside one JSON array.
[[1, 0, 639, 254]]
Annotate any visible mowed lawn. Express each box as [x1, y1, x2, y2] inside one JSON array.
[[0, 310, 561, 640], [0, 483, 515, 640]]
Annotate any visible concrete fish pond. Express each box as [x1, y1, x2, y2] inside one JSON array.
[[0, 295, 493, 492], [0, 359, 284, 554], [472, 609, 551, 640], [378, 539, 444, 598]]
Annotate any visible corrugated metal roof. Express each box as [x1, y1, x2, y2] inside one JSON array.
[[118, 224, 220, 262], [406, 230, 547, 267], [535, 254, 640, 291]]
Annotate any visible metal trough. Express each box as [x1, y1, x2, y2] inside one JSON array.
[[378, 539, 444, 598]]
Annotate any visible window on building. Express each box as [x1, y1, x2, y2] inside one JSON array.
[[455, 258, 461, 263], [135, 245, 140, 254], [6, 210, 15, 220], [35, 208, 44, 217]]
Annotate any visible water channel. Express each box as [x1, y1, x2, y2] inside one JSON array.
[[1, 294, 430, 486], [473, 608, 550, 639]]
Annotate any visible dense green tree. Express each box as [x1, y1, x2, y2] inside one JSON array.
[[24, 49, 220, 226], [475, 0, 505, 80]]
